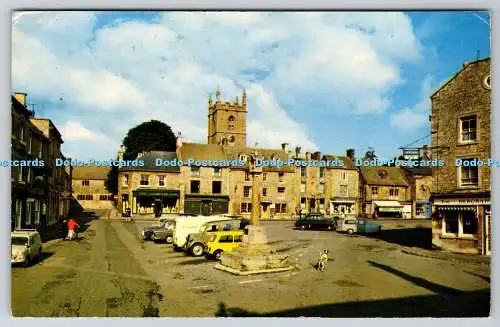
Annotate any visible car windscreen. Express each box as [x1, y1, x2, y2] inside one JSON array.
[[11, 236, 28, 246]]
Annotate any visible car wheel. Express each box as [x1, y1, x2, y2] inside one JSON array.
[[214, 250, 223, 261], [191, 244, 204, 257], [151, 234, 157, 241], [347, 229, 354, 235], [23, 256, 30, 268], [166, 236, 173, 244]]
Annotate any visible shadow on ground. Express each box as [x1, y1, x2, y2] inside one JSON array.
[[367, 227, 432, 249], [215, 259, 490, 317]]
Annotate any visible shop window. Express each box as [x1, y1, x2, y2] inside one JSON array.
[[444, 211, 459, 234], [416, 204, 425, 216], [462, 211, 478, 235], [191, 180, 200, 193]]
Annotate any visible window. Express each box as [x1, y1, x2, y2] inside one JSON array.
[[300, 182, 306, 193], [276, 203, 287, 213], [389, 189, 399, 197], [123, 174, 129, 186], [212, 181, 222, 194], [416, 203, 425, 216], [28, 136, 32, 154], [38, 143, 43, 158], [191, 166, 200, 176], [99, 195, 107, 201], [320, 167, 325, 178], [234, 235, 243, 242], [444, 211, 459, 234], [460, 115, 477, 142], [243, 186, 251, 198], [77, 194, 93, 200], [263, 173, 267, 181], [241, 203, 252, 213], [191, 180, 200, 193], [459, 159, 479, 187], [319, 199, 325, 210], [27, 168, 32, 183], [339, 185, 348, 197], [159, 175, 165, 186], [81, 179, 90, 186], [18, 166, 23, 183], [342, 172, 347, 180], [213, 167, 221, 177], [140, 175, 149, 186], [371, 187, 378, 196], [228, 115, 235, 130], [245, 171, 250, 181], [462, 211, 478, 235], [277, 187, 285, 193], [219, 235, 233, 243], [20, 127, 24, 143], [34, 200, 40, 225], [301, 166, 306, 177], [26, 200, 34, 225], [278, 172, 284, 182], [318, 183, 325, 194], [262, 188, 267, 196]]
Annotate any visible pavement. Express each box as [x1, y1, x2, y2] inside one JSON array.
[[11, 214, 491, 317]]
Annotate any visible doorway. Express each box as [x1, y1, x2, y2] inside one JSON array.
[[201, 200, 213, 216]]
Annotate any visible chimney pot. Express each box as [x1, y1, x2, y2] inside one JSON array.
[[281, 143, 289, 152]]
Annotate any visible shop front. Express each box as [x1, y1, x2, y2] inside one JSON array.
[[184, 194, 229, 216], [330, 197, 357, 218], [373, 200, 404, 218], [432, 197, 490, 255], [131, 189, 181, 215]]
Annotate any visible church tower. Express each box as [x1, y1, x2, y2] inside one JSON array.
[[207, 87, 247, 148]]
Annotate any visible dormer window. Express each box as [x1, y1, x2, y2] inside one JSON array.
[[378, 170, 388, 178]]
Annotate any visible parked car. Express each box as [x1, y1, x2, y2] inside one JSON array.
[[185, 218, 250, 257], [150, 220, 176, 243], [295, 213, 336, 231], [337, 217, 382, 235], [204, 230, 244, 260], [11, 229, 42, 267], [141, 218, 175, 241], [172, 215, 233, 251]]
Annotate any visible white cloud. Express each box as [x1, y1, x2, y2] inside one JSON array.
[[390, 75, 433, 131], [12, 11, 422, 159], [60, 121, 107, 141]]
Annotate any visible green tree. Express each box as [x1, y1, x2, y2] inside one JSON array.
[[364, 147, 377, 160], [106, 120, 177, 194]]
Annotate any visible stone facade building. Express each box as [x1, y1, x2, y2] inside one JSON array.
[[430, 58, 491, 255], [72, 166, 115, 210], [401, 167, 433, 219], [11, 92, 72, 238], [359, 166, 411, 218]]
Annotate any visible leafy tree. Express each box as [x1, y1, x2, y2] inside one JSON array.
[[106, 120, 177, 194], [364, 147, 377, 160]]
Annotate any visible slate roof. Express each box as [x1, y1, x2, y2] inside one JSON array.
[[119, 151, 180, 173], [322, 155, 357, 170], [72, 166, 111, 180], [178, 143, 228, 161], [401, 166, 433, 176], [360, 166, 409, 187]]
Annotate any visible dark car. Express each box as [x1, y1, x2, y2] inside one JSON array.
[[151, 221, 176, 243], [295, 213, 336, 231], [141, 218, 174, 241]]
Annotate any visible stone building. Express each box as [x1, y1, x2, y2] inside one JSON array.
[[359, 166, 411, 218], [11, 92, 72, 238], [401, 167, 433, 219], [72, 166, 115, 210], [430, 58, 491, 255]]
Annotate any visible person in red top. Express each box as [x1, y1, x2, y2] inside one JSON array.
[[66, 218, 80, 240]]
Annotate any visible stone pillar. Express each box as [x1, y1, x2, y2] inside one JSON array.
[[179, 184, 185, 214], [250, 169, 261, 226]]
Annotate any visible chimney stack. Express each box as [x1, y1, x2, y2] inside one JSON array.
[[14, 92, 27, 107], [346, 149, 355, 161], [305, 152, 311, 160], [295, 146, 301, 158], [281, 143, 289, 152], [118, 144, 125, 165]]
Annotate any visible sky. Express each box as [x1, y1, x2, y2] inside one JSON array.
[[11, 11, 491, 161]]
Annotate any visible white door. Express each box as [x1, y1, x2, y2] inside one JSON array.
[[485, 209, 491, 255]]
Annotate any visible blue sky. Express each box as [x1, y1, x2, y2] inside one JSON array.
[[11, 11, 490, 160]]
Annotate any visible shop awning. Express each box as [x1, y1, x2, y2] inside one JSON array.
[[374, 201, 403, 212], [330, 198, 356, 204], [132, 189, 180, 198], [436, 206, 476, 211]]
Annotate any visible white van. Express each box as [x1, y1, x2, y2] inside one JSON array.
[[172, 215, 232, 251]]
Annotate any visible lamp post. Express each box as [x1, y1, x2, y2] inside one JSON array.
[[249, 150, 262, 227]]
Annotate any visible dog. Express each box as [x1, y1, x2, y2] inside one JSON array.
[[316, 249, 329, 272]]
